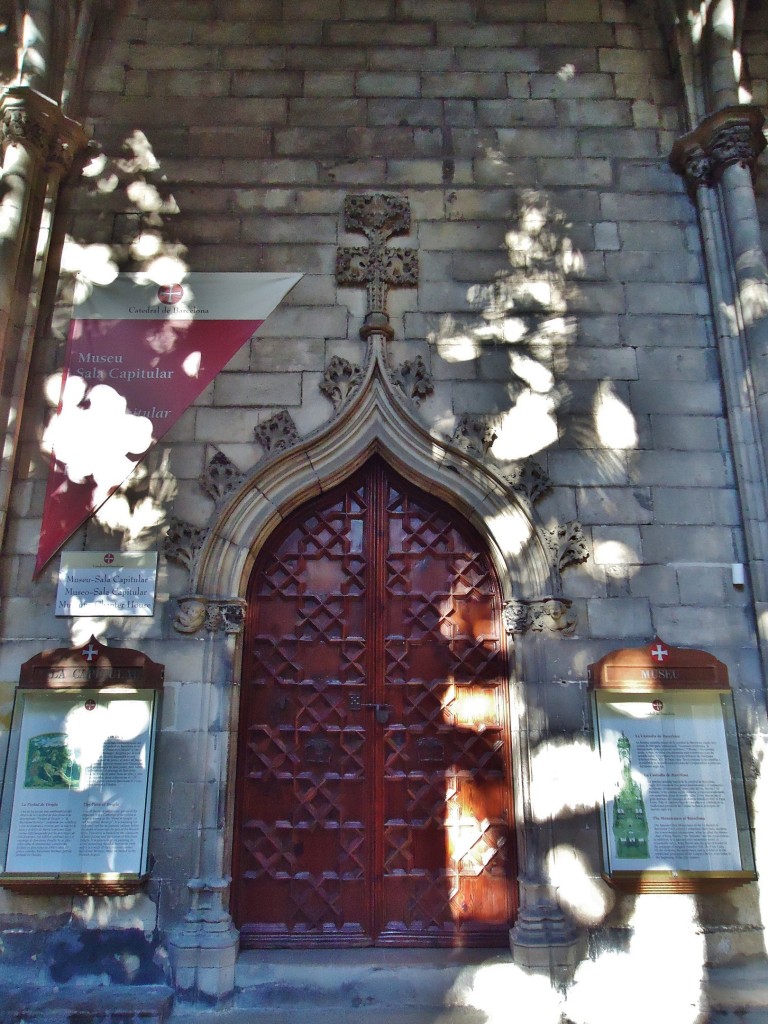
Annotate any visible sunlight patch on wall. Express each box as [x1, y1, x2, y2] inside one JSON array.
[[61, 241, 118, 289], [750, 734, 768, 947], [594, 384, 638, 450], [566, 894, 704, 1024], [546, 845, 614, 925], [492, 390, 558, 460], [529, 737, 602, 822], [455, 960, 563, 1024], [116, 130, 161, 174], [738, 275, 768, 327], [42, 377, 153, 507], [483, 508, 533, 559], [592, 538, 639, 567]]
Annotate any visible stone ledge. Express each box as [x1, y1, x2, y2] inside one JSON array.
[[0, 983, 173, 1023]]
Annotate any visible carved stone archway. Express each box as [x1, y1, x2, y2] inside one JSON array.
[[166, 330, 587, 1001]]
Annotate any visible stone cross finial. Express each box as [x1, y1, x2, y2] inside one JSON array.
[[336, 193, 418, 339]]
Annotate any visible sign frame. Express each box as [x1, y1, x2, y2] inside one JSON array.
[[589, 637, 756, 893], [0, 637, 163, 895]]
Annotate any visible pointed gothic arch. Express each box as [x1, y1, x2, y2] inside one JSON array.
[[185, 338, 562, 610]]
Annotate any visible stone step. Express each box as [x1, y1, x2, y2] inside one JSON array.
[[170, 1009, 487, 1024], [232, 948, 514, 1010], [169, 953, 768, 1024], [0, 982, 174, 1023]]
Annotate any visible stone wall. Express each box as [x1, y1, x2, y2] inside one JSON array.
[[745, 0, 768, 251], [0, 0, 766, 977]]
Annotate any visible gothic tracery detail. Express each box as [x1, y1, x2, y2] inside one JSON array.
[[164, 518, 209, 573], [545, 521, 590, 574], [450, 414, 498, 457], [390, 355, 434, 405], [503, 457, 552, 508], [319, 355, 365, 411], [254, 410, 300, 453], [200, 449, 246, 504]]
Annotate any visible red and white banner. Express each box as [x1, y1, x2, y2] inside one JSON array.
[[35, 272, 302, 576]]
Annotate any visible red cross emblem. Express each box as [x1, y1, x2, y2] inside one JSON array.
[[84, 699, 96, 711], [103, 553, 114, 564], [652, 699, 664, 712], [158, 283, 183, 305], [82, 643, 99, 662], [650, 643, 669, 662]]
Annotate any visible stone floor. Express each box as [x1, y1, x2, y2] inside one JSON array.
[[4, 952, 768, 1023]]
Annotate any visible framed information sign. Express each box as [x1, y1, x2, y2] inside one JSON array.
[[0, 637, 163, 894], [589, 638, 756, 893]]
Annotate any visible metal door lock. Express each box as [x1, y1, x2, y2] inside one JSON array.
[[348, 694, 391, 724]]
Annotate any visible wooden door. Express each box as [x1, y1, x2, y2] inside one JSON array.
[[233, 459, 516, 947]]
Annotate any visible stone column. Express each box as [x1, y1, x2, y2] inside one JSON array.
[[0, 86, 87, 547], [0, 96, 87, 548], [670, 105, 768, 653], [503, 609, 586, 979], [168, 597, 245, 1008]]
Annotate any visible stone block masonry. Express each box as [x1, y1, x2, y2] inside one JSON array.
[[2, 0, 765, 1010]]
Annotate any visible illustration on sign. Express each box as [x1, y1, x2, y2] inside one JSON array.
[[24, 733, 81, 789], [612, 732, 649, 859]]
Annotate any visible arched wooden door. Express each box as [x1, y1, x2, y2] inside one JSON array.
[[233, 459, 516, 947]]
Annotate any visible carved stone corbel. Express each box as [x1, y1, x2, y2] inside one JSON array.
[[254, 410, 300, 454], [669, 104, 766, 194], [503, 597, 575, 636], [174, 595, 247, 635]]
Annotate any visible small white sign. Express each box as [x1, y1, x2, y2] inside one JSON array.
[[56, 552, 158, 617]]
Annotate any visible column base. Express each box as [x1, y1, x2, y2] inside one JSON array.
[[169, 921, 239, 1008], [509, 878, 586, 981]]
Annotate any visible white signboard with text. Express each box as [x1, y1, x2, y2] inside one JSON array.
[[593, 690, 747, 876], [2, 690, 157, 878], [56, 551, 158, 617]]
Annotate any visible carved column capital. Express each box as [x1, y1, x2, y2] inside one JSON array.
[[174, 595, 247, 635], [47, 113, 90, 178], [670, 105, 766, 194], [1, 86, 87, 172]]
